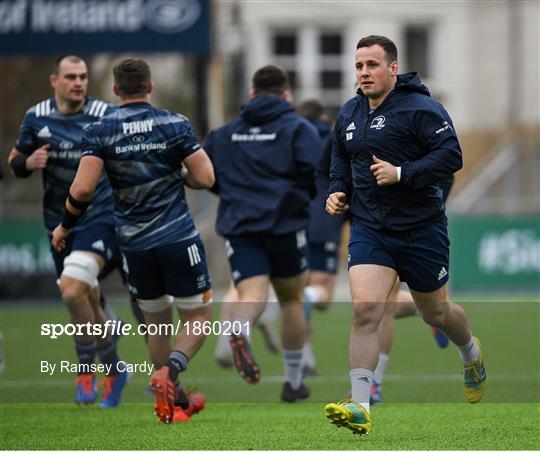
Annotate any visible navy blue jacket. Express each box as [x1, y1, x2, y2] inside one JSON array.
[[329, 73, 462, 231], [205, 96, 323, 236], [307, 120, 347, 244]]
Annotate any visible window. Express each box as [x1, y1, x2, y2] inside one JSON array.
[[320, 70, 342, 89], [273, 34, 297, 55], [404, 25, 431, 78], [320, 33, 342, 55]]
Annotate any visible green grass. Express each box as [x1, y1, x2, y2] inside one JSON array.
[[1, 295, 539, 449], [2, 403, 539, 450]]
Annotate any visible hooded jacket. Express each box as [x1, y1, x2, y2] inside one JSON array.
[[329, 72, 462, 231], [205, 96, 323, 236], [307, 120, 347, 244]]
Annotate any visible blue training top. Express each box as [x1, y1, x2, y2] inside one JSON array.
[[205, 96, 323, 237], [329, 73, 463, 231], [81, 102, 201, 252], [15, 97, 116, 233]]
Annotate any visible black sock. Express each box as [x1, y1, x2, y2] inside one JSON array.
[[75, 340, 97, 375], [174, 383, 190, 409], [167, 350, 189, 382], [97, 339, 120, 375]]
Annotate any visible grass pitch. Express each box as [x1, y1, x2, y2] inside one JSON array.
[[1, 295, 539, 450]]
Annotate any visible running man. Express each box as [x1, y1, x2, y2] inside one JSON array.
[[324, 35, 487, 435], [8, 55, 128, 408], [205, 65, 323, 402], [52, 57, 214, 423]]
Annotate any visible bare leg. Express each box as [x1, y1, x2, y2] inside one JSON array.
[[411, 283, 471, 346]]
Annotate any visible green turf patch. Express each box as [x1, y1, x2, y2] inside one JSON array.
[[1, 296, 539, 449], [1, 402, 539, 450]]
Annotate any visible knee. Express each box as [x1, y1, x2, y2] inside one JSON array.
[[60, 278, 89, 305], [419, 308, 446, 329], [351, 301, 384, 331]]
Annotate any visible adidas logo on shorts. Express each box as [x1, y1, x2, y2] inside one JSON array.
[[346, 122, 356, 131], [91, 240, 105, 252], [438, 266, 448, 280]]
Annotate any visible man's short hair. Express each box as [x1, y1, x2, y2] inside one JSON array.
[[252, 65, 289, 95], [297, 99, 325, 123], [356, 35, 398, 65], [53, 55, 85, 75], [113, 58, 151, 98]]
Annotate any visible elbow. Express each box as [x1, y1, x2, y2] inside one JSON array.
[[196, 170, 215, 189], [70, 183, 93, 201]]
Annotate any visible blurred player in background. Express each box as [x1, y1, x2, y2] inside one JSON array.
[[8, 55, 128, 408], [205, 65, 323, 402], [325, 35, 487, 436], [296, 99, 347, 376], [371, 177, 453, 405], [52, 57, 214, 424]]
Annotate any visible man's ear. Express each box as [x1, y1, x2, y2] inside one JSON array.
[[390, 60, 398, 76], [112, 84, 120, 96], [281, 90, 290, 101], [148, 81, 154, 94], [50, 74, 57, 89]]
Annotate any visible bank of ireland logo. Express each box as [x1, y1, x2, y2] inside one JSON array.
[[145, 0, 201, 34], [370, 115, 386, 130]]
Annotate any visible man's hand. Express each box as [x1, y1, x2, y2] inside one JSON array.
[[51, 224, 71, 252], [326, 192, 349, 216], [370, 155, 398, 186], [26, 144, 50, 170]]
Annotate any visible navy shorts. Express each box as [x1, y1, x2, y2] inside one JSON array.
[[309, 241, 339, 274], [225, 230, 309, 284], [348, 220, 450, 293], [50, 223, 117, 279], [121, 235, 211, 300]]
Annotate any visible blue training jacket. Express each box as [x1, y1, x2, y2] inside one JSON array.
[[205, 96, 323, 237], [307, 120, 347, 245], [329, 72, 462, 231]]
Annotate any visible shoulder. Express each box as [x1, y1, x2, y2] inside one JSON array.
[[155, 107, 194, 127], [84, 98, 117, 119], [294, 114, 319, 136], [336, 96, 361, 126], [23, 98, 54, 121], [209, 115, 242, 137], [82, 118, 106, 136]]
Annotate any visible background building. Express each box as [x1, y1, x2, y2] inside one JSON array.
[[1, 0, 538, 296]]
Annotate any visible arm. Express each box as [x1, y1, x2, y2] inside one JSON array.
[[51, 156, 103, 251], [328, 124, 352, 198], [8, 145, 50, 178], [400, 109, 463, 189], [183, 148, 215, 189]]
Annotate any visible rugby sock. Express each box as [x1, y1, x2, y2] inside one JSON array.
[[74, 339, 97, 375], [373, 353, 389, 385], [303, 286, 320, 323], [215, 333, 232, 360], [350, 368, 374, 413], [283, 348, 303, 390], [302, 341, 316, 368], [97, 339, 120, 375], [167, 350, 189, 382], [457, 336, 480, 363]]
